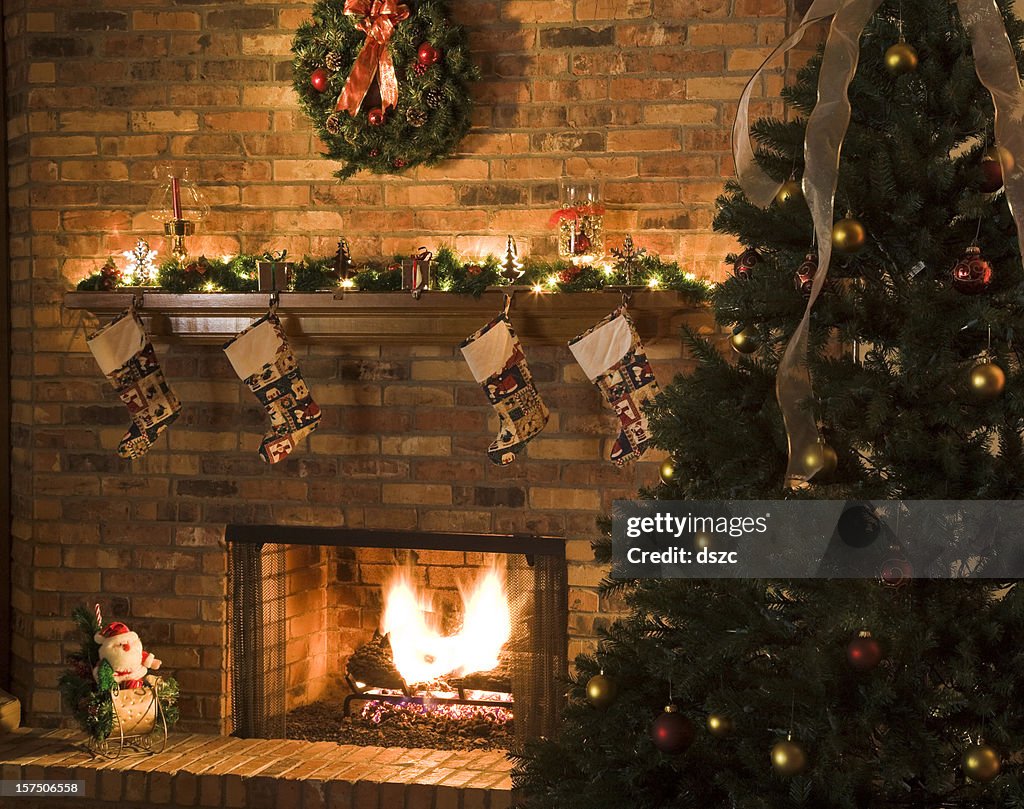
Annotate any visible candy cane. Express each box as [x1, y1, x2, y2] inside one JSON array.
[[94, 603, 103, 630]]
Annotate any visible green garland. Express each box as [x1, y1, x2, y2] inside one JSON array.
[[292, 0, 478, 179], [76, 246, 712, 300], [58, 606, 180, 742]]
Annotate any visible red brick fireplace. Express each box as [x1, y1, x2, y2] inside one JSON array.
[[1, 0, 794, 801], [14, 332, 700, 734]]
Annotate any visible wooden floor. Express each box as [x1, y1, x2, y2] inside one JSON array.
[[0, 727, 513, 809]]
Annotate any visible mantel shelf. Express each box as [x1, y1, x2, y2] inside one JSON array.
[[62, 290, 711, 344]]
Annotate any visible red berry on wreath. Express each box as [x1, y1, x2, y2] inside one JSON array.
[[367, 108, 385, 126], [369, 149, 380, 157], [393, 157, 407, 168], [417, 42, 441, 65], [466, 264, 483, 276], [310, 68, 329, 92]]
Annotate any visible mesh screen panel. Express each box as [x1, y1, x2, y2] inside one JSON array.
[[229, 542, 286, 738]]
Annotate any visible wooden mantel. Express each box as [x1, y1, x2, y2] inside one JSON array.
[[63, 289, 712, 344]]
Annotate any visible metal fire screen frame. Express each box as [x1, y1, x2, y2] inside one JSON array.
[[226, 525, 568, 744]]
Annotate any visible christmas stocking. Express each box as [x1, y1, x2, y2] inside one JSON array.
[[461, 312, 549, 465], [569, 308, 660, 465], [87, 308, 181, 459], [223, 311, 321, 464]]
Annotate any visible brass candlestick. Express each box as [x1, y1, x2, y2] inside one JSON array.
[[163, 219, 195, 262]]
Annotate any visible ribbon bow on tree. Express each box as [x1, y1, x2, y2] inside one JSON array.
[[336, 0, 411, 116]]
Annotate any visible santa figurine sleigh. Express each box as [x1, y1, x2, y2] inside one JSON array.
[[90, 605, 169, 757]]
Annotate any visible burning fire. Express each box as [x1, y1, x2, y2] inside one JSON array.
[[381, 563, 511, 685]]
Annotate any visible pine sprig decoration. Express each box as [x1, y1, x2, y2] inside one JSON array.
[[291, 0, 479, 179]]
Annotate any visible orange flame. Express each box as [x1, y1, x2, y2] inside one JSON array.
[[381, 563, 511, 686]]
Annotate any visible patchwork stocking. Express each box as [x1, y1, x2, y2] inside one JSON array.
[[87, 308, 181, 459], [569, 308, 660, 465], [223, 311, 321, 464], [461, 313, 549, 465]]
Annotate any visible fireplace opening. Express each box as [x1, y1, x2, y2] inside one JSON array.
[[226, 526, 568, 751]]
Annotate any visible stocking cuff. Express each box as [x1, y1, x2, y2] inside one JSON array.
[[461, 314, 515, 383], [87, 309, 146, 376], [224, 313, 283, 380], [568, 310, 635, 381]]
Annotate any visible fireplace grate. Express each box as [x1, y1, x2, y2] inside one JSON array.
[[227, 526, 568, 747]]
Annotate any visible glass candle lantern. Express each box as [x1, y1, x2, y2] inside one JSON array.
[[149, 167, 209, 262], [557, 178, 604, 265]]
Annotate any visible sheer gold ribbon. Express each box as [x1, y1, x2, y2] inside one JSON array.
[[958, 0, 1024, 261], [733, 0, 1024, 487]]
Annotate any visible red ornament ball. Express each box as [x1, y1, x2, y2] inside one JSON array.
[[795, 252, 819, 298], [651, 705, 695, 754], [880, 558, 913, 586], [980, 159, 1004, 193], [466, 264, 483, 276], [417, 42, 441, 65], [367, 108, 385, 126], [846, 632, 883, 671], [310, 68, 329, 93], [951, 245, 993, 294], [733, 248, 762, 280]]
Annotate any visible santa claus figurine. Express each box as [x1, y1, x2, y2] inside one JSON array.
[[93, 621, 162, 689]]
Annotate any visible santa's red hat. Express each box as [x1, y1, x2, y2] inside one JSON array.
[[95, 621, 135, 644]]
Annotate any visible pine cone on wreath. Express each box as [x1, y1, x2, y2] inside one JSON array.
[[325, 51, 345, 72], [407, 107, 428, 127], [325, 113, 342, 135], [425, 88, 444, 109], [411, 62, 429, 78]]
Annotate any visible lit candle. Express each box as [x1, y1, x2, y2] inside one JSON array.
[[171, 176, 182, 220]]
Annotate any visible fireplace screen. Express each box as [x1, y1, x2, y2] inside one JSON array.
[[227, 526, 568, 749]]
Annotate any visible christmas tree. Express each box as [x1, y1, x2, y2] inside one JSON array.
[[514, 2, 1024, 807]]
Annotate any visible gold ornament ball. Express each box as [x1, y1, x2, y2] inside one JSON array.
[[802, 442, 838, 479], [986, 145, 1015, 176], [586, 674, 617, 709], [962, 744, 1001, 782], [970, 362, 1006, 400], [884, 42, 918, 74], [775, 180, 803, 205], [771, 739, 807, 776], [707, 713, 734, 738], [832, 218, 867, 253], [659, 460, 676, 485], [694, 531, 714, 552], [730, 326, 760, 355]]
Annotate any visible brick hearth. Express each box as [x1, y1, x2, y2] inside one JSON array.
[[0, 729, 512, 809]]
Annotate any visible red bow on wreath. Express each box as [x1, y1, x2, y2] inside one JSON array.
[[336, 0, 410, 116]]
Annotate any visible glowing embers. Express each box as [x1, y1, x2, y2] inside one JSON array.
[[380, 563, 512, 687]]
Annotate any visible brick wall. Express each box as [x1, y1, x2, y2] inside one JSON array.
[[4, 0, 793, 731]]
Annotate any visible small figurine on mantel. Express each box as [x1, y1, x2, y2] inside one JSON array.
[[500, 235, 524, 283], [331, 237, 355, 286], [610, 235, 646, 286]]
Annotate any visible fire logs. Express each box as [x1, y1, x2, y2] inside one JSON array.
[[346, 630, 407, 691], [346, 630, 513, 695]]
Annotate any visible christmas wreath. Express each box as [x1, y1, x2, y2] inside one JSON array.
[[292, 0, 478, 179]]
